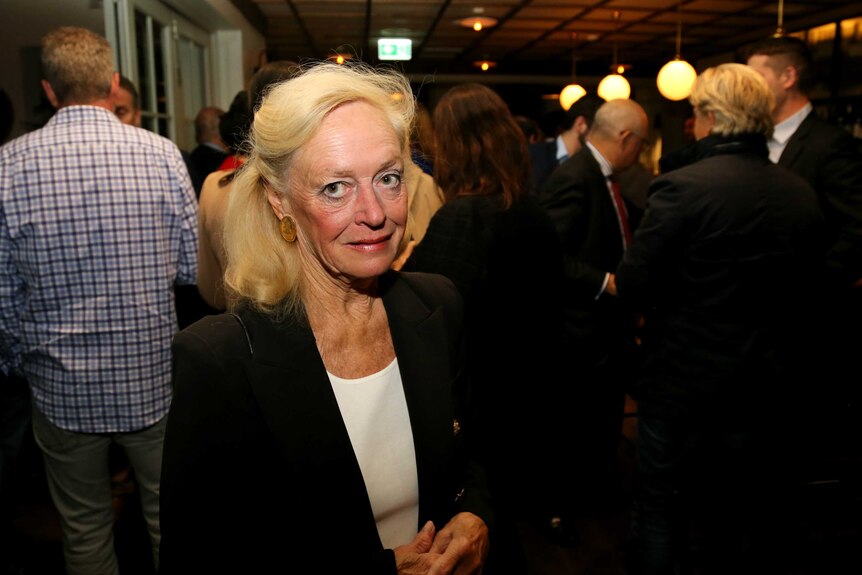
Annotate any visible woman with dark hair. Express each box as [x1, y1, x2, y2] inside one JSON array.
[[401, 83, 568, 565]]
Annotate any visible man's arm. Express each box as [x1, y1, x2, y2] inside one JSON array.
[[171, 146, 199, 286], [538, 164, 611, 298]]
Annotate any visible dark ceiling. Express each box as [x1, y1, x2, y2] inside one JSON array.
[[231, 0, 862, 78]]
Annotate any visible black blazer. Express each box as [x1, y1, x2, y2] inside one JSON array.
[[159, 271, 492, 574], [779, 111, 862, 284], [537, 147, 640, 357]]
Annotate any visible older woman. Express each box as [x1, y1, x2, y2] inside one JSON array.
[[616, 63, 824, 574], [159, 63, 491, 574]]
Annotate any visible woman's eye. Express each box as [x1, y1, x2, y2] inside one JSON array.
[[322, 181, 348, 198], [378, 173, 402, 189]]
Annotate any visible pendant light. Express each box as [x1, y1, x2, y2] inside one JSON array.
[[774, 0, 785, 36], [656, 1, 697, 101], [559, 39, 586, 111], [597, 11, 631, 101]]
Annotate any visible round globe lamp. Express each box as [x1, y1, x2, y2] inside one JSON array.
[[559, 84, 587, 111], [657, 59, 697, 101], [597, 74, 631, 101]]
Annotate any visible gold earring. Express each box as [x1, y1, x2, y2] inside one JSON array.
[[280, 216, 297, 242]]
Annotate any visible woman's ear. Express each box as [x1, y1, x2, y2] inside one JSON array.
[[266, 184, 287, 220]]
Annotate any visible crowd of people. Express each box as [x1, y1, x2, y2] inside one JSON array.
[[1, 24, 860, 575]]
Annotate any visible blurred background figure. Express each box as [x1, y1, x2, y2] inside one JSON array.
[[189, 106, 228, 186], [514, 114, 544, 144], [617, 63, 824, 575], [529, 95, 602, 193], [115, 75, 141, 127], [402, 83, 567, 567], [215, 90, 251, 171], [409, 102, 435, 175], [1, 26, 197, 574], [537, 98, 649, 535]]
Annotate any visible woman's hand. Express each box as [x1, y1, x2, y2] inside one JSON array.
[[395, 521, 438, 574], [427, 512, 489, 575]]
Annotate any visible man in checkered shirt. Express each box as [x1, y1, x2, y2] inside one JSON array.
[[0, 27, 197, 574]]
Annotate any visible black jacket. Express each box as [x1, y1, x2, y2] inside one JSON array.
[[616, 134, 825, 420]]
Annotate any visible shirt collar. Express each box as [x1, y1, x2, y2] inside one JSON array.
[[555, 135, 568, 162], [773, 102, 812, 147], [586, 141, 614, 178], [48, 105, 122, 126]]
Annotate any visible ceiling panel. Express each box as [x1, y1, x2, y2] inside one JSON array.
[[247, 0, 862, 76]]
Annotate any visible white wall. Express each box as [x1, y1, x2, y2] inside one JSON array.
[[0, 0, 263, 142], [204, 0, 266, 110]]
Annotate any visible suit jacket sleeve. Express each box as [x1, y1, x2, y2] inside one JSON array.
[[538, 160, 609, 297], [812, 131, 862, 284], [781, 119, 862, 285]]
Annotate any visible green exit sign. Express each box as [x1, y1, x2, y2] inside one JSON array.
[[378, 38, 412, 61]]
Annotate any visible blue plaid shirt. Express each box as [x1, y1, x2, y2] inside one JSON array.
[[0, 106, 198, 433]]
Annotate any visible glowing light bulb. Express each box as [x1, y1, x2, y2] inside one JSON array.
[[481, 62, 489, 71], [597, 74, 631, 101], [559, 84, 587, 110], [657, 59, 697, 101], [473, 21, 482, 31]]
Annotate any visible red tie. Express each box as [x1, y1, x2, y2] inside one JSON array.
[[608, 174, 633, 249]]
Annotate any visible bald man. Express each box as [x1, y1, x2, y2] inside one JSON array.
[[189, 106, 227, 182], [537, 98, 649, 528]]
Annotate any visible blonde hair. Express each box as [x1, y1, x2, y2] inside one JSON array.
[[223, 62, 415, 316], [690, 63, 774, 138], [42, 27, 114, 105]]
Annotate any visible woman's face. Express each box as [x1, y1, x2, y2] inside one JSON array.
[[269, 100, 407, 285]]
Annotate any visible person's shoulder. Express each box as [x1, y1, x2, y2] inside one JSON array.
[[797, 113, 857, 151], [0, 121, 56, 160], [122, 123, 183, 155], [389, 270, 461, 313], [174, 313, 255, 360], [200, 170, 235, 198], [539, 149, 598, 198], [803, 112, 845, 136]]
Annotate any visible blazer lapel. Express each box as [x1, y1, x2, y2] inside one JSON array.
[[242, 310, 384, 551], [778, 111, 814, 169]]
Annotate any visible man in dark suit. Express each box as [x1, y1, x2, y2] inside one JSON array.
[[529, 95, 602, 193], [537, 98, 648, 528], [746, 36, 862, 493], [189, 106, 228, 188], [745, 36, 862, 286]]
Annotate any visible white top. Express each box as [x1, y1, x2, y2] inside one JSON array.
[[769, 102, 813, 163], [328, 358, 419, 549]]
